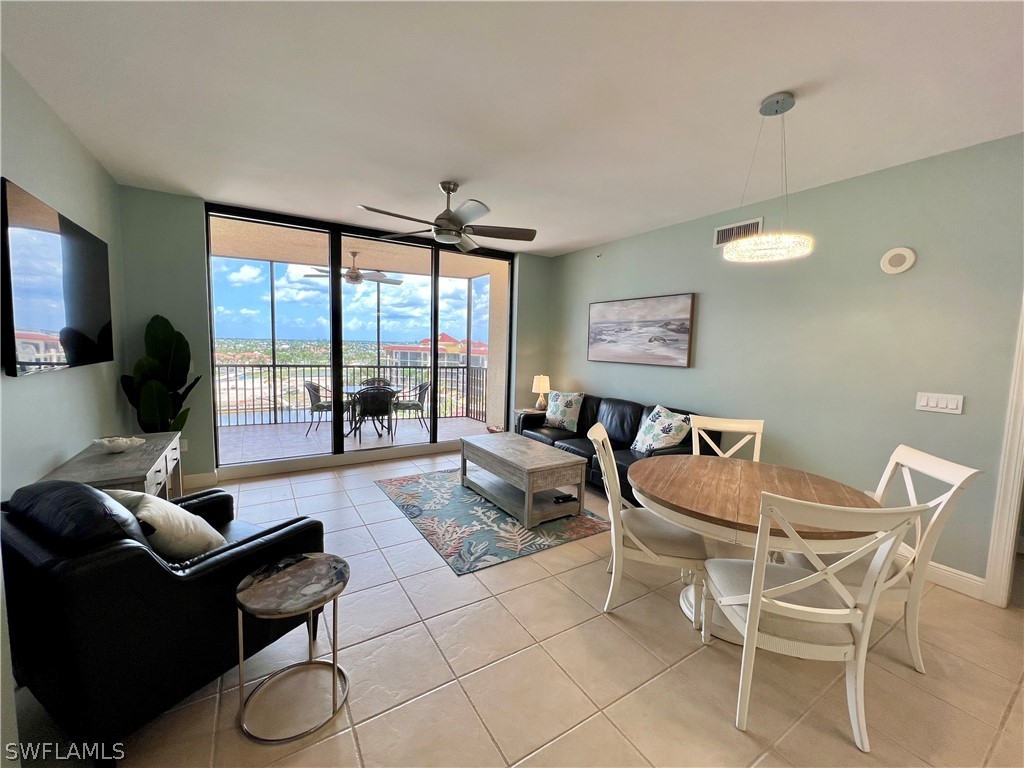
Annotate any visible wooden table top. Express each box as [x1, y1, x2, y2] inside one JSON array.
[[628, 455, 878, 540], [462, 432, 586, 470]]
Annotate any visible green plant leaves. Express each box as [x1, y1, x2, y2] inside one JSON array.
[[139, 379, 173, 431], [122, 315, 201, 434]]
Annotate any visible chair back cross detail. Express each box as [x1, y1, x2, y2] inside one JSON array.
[[689, 416, 764, 461]]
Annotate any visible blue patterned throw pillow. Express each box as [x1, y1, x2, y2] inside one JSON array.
[[631, 406, 691, 453], [544, 391, 585, 432]]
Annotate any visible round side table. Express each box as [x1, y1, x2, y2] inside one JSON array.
[[236, 552, 350, 743]]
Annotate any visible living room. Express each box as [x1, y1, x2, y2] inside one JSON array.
[[1, 3, 1022, 767]]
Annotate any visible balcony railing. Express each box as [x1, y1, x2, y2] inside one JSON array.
[[214, 363, 487, 426]]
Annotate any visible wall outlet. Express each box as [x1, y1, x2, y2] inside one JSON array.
[[180, 439, 189, 452], [916, 392, 963, 414]]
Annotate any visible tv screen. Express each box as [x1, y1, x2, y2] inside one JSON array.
[[1, 179, 113, 377]]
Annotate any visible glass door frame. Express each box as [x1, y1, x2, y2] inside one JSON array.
[[206, 201, 516, 464]]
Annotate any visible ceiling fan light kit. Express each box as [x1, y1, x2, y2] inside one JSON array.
[[358, 181, 537, 253], [723, 91, 815, 264]]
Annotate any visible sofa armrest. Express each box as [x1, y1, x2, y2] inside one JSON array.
[[518, 411, 546, 433], [173, 489, 235, 528], [646, 443, 692, 459]]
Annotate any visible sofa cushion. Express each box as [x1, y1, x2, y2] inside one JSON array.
[[6, 481, 148, 554], [522, 426, 575, 445], [641, 404, 699, 450], [104, 490, 227, 561], [554, 438, 597, 462], [631, 405, 692, 453], [544, 391, 585, 432], [596, 398, 646, 446]]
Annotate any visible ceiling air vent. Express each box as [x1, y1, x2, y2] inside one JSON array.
[[713, 217, 763, 248]]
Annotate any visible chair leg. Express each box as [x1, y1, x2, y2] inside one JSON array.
[[305, 413, 314, 437], [690, 566, 705, 631], [845, 645, 871, 752], [905, 589, 926, 674], [314, 411, 323, 432], [603, 543, 624, 612], [606, 552, 614, 574], [701, 581, 714, 646], [735, 631, 757, 730]]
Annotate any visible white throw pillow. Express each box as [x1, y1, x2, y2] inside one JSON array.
[[544, 391, 585, 432], [104, 489, 227, 561], [631, 406, 692, 453]]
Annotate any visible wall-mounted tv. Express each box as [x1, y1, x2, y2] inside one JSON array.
[[1, 178, 113, 377]]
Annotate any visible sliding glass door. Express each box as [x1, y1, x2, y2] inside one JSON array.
[[207, 207, 512, 467]]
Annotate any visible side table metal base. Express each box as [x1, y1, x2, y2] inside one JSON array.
[[238, 597, 348, 743]]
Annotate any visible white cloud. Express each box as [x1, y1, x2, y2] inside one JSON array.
[[215, 305, 233, 316], [239, 308, 260, 317], [227, 265, 264, 286]]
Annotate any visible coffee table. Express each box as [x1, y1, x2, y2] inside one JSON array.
[[461, 433, 587, 528]]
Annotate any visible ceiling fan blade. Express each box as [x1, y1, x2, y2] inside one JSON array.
[[382, 229, 432, 241], [452, 199, 490, 227], [463, 225, 537, 241], [310, 266, 330, 273], [303, 272, 328, 278], [456, 234, 480, 253], [364, 275, 404, 285], [357, 205, 436, 228]]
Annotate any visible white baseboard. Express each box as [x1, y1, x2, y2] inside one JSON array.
[[895, 550, 987, 600]]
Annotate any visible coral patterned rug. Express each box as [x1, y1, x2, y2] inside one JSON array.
[[375, 469, 610, 575]]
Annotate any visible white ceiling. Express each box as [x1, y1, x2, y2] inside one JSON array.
[[2, 2, 1021, 256]]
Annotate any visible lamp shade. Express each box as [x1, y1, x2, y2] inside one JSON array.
[[532, 375, 550, 394]]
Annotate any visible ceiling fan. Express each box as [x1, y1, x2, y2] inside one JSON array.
[[304, 251, 404, 285], [358, 181, 537, 253]]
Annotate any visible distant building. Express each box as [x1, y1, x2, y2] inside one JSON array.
[[15, 330, 64, 364], [384, 332, 488, 367]]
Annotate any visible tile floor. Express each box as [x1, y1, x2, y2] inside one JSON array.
[[13, 452, 1024, 767]]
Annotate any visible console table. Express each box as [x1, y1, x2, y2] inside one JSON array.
[[40, 432, 183, 498]]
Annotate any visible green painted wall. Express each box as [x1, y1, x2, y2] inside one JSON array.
[[547, 135, 1023, 577], [510, 253, 555, 418], [118, 187, 216, 476], [0, 58, 129, 497]]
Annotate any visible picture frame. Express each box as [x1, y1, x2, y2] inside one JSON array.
[[588, 293, 695, 368]]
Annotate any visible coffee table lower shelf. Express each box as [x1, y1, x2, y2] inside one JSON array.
[[463, 466, 581, 529]]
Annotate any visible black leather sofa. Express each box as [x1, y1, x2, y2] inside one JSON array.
[[518, 395, 716, 504], [1, 481, 324, 744]]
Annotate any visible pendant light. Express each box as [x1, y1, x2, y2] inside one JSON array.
[[723, 92, 814, 263]]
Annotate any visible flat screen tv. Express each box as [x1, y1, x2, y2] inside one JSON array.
[[1, 178, 113, 376]]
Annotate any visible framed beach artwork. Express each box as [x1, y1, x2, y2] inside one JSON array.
[[588, 293, 695, 368]]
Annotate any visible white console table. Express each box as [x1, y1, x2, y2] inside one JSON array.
[[40, 432, 183, 498]]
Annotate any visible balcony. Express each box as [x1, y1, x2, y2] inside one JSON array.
[[215, 363, 491, 464]]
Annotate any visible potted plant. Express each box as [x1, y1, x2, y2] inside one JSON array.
[[121, 315, 202, 433]]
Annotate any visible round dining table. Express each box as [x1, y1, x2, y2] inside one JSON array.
[[627, 454, 879, 641]]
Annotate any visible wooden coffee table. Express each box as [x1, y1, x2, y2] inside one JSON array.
[[460, 433, 587, 528]]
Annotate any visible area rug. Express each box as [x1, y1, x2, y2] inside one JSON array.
[[375, 469, 610, 574]]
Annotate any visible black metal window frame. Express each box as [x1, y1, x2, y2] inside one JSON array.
[[205, 201, 516, 466]]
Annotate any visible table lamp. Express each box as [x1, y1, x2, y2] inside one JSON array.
[[532, 375, 551, 410]]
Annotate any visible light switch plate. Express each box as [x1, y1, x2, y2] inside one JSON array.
[[180, 439, 189, 452], [916, 392, 963, 414]]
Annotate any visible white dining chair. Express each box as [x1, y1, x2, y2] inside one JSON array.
[[689, 416, 765, 461], [587, 423, 708, 620], [701, 493, 930, 752], [785, 445, 981, 673]]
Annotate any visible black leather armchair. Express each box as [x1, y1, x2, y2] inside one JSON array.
[[1, 481, 325, 743]]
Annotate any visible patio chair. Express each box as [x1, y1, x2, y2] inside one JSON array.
[[360, 377, 392, 386], [352, 386, 396, 443], [393, 381, 430, 434], [303, 381, 334, 436]]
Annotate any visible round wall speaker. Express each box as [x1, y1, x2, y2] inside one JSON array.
[[881, 247, 916, 275]]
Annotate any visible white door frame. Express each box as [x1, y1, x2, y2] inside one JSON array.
[[985, 298, 1024, 607]]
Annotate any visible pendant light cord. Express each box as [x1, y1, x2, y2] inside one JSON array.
[[781, 112, 790, 230], [738, 116, 766, 209]]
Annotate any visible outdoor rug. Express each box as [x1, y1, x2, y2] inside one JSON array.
[[375, 469, 610, 575]]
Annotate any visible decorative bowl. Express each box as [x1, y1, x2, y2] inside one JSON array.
[[92, 436, 145, 454]]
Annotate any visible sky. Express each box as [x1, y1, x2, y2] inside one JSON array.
[[9, 228, 66, 333], [211, 257, 491, 343]]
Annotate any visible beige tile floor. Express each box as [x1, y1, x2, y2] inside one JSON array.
[[14, 452, 1024, 767]]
